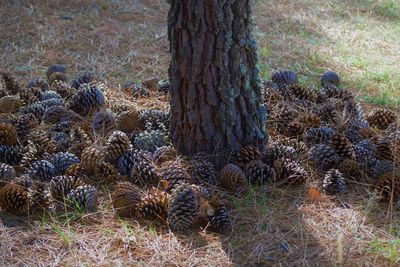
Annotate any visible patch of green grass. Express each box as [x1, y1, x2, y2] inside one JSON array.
[[52, 224, 73, 247], [230, 186, 269, 214], [147, 224, 158, 236], [361, 92, 400, 107], [255, 0, 400, 106], [367, 238, 400, 265], [379, 0, 400, 18], [120, 220, 140, 238]]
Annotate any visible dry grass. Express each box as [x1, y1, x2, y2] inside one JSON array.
[[1, 0, 400, 266]]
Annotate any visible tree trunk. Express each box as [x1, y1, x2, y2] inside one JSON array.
[[168, 0, 267, 155]]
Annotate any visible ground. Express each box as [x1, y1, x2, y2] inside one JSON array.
[[1, 0, 400, 266]]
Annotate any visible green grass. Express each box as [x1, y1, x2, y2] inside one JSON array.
[[52, 223, 73, 247], [255, 0, 400, 106], [230, 186, 269, 214], [367, 237, 400, 265]]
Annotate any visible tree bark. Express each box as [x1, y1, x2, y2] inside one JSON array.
[[168, 0, 267, 155]]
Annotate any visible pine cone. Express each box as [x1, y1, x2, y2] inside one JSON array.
[[308, 144, 340, 172], [0, 163, 16, 187], [358, 128, 376, 140], [0, 145, 22, 165], [274, 158, 308, 185], [28, 160, 56, 182], [20, 141, 48, 168], [289, 85, 317, 102], [276, 109, 297, 126], [130, 157, 158, 187], [297, 114, 321, 131], [343, 127, 362, 144], [67, 185, 98, 212], [284, 121, 304, 138], [68, 127, 92, 157], [303, 126, 336, 146], [156, 79, 170, 94], [366, 108, 397, 130], [123, 80, 149, 97], [1, 72, 20, 95], [81, 146, 106, 173], [245, 160, 276, 185], [50, 121, 73, 133], [235, 145, 261, 167], [323, 169, 346, 194], [105, 130, 131, 162], [370, 159, 395, 179], [373, 139, 393, 161], [70, 72, 95, 89], [112, 182, 144, 217], [41, 90, 62, 101], [139, 109, 170, 131], [329, 133, 356, 159], [133, 129, 167, 153], [51, 132, 70, 151], [13, 174, 33, 189], [19, 87, 42, 105], [313, 100, 338, 123], [117, 149, 151, 175], [355, 139, 375, 154], [49, 72, 68, 85], [353, 143, 374, 167], [43, 105, 82, 124], [92, 110, 116, 135], [28, 181, 51, 212], [94, 162, 119, 184], [321, 85, 352, 100], [0, 95, 23, 113], [69, 83, 105, 116], [46, 65, 67, 82], [36, 98, 65, 111], [116, 109, 140, 133], [28, 77, 49, 91], [137, 187, 169, 219], [158, 160, 191, 192], [51, 152, 80, 175], [207, 198, 232, 232], [271, 70, 297, 87], [343, 100, 364, 123], [276, 138, 308, 157], [13, 113, 39, 143], [27, 130, 58, 154], [321, 71, 340, 88], [109, 100, 132, 114], [264, 144, 297, 165], [167, 183, 199, 232], [50, 80, 76, 99], [49, 175, 86, 201], [0, 123, 17, 146], [0, 183, 29, 215], [152, 145, 178, 165], [218, 164, 248, 197], [65, 163, 86, 177], [187, 157, 217, 186]]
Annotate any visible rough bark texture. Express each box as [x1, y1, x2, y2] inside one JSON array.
[[168, 0, 267, 155]]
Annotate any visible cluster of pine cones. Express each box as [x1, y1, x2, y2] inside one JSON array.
[[0, 65, 398, 233], [0, 65, 231, 232], [266, 70, 400, 200]]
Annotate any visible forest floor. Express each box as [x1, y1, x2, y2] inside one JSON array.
[[1, 0, 400, 266]]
